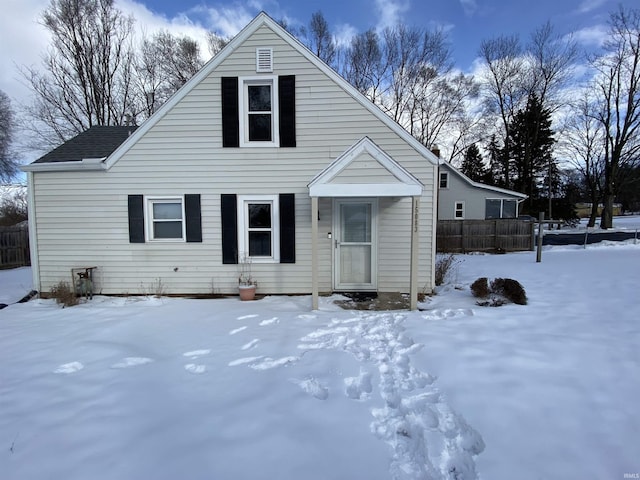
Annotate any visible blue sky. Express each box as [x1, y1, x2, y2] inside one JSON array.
[[135, 0, 632, 70]]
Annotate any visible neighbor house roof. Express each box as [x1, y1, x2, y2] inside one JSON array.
[[440, 161, 527, 199], [32, 126, 138, 164]]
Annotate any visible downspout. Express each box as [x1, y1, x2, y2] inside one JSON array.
[[26, 172, 40, 293]]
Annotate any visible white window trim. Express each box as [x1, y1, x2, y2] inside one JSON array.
[[440, 171, 449, 189], [237, 194, 280, 263], [238, 76, 279, 148], [454, 201, 465, 219], [145, 196, 186, 242]]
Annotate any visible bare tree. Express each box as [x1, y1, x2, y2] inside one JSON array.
[[135, 31, 204, 118], [21, 0, 136, 148], [560, 92, 605, 227], [343, 29, 386, 103], [206, 31, 229, 58], [0, 90, 19, 182], [590, 6, 640, 229], [478, 35, 526, 188], [308, 11, 336, 66]]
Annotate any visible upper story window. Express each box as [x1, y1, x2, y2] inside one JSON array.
[[239, 77, 279, 147], [440, 171, 449, 189]]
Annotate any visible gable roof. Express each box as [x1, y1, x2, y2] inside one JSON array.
[[308, 137, 423, 197], [440, 161, 527, 199], [23, 12, 440, 173]]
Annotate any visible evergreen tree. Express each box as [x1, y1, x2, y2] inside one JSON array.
[[507, 94, 555, 212], [460, 143, 488, 182], [486, 135, 506, 188]]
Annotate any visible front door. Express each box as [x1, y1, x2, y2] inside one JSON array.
[[334, 199, 377, 291]]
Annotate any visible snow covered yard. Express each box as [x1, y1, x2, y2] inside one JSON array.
[[1, 242, 639, 480]]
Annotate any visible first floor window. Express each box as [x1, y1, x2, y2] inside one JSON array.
[[148, 197, 185, 241], [238, 195, 280, 262], [486, 199, 518, 219], [455, 201, 465, 219]]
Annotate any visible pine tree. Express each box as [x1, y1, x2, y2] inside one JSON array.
[[507, 94, 555, 212], [460, 144, 489, 182]]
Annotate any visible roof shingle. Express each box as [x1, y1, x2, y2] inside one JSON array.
[[34, 126, 138, 164]]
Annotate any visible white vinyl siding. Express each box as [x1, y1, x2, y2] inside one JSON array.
[[31, 24, 436, 296]]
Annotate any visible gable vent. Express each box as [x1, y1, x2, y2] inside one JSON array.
[[256, 48, 273, 73]]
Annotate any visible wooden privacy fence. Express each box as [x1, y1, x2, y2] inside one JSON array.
[[0, 225, 30, 268], [437, 219, 534, 253]]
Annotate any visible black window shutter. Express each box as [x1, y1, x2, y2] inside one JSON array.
[[279, 193, 295, 263], [128, 195, 145, 243], [221, 194, 238, 264], [278, 75, 296, 148], [185, 194, 202, 243], [221, 77, 239, 148]]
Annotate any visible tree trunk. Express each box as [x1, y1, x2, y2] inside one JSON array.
[[588, 198, 599, 228], [600, 192, 614, 229]]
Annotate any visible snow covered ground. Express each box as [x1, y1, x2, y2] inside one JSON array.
[[1, 242, 639, 480]]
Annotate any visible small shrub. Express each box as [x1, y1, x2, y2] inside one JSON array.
[[435, 254, 460, 286], [490, 278, 528, 305], [470, 277, 489, 298], [50, 281, 79, 307]]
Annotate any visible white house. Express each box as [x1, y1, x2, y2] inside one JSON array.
[[22, 13, 440, 310], [437, 162, 527, 221]]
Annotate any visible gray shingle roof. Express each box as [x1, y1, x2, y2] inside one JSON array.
[[34, 126, 138, 164]]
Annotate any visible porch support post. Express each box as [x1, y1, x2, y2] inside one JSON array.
[[410, 196, 420, 311], [311, 196, 319, 310]]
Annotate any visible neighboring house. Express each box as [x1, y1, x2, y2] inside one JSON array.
[[437, 162, 527, 220], [23, 13, 439, 310]]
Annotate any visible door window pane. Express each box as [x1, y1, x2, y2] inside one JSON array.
[[342, 204, 371, 243]]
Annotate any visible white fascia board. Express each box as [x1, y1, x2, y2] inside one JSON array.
[[22, 158, 107, 172], [309, 183, 422, 198]]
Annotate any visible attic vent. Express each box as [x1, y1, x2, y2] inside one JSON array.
[[256, 48, 273, 73]]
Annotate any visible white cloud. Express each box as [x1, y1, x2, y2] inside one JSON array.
[[334, 23, 358, 49], [572, 24, 608, 47], [0, 0, 50, 104], [459, 0, 478, 16], [576, 0, 608, 14], [374, 0, 410, 30]]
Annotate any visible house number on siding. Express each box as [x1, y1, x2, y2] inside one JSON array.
[[413, 201, 419, 233]]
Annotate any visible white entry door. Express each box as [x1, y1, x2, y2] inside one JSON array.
[[334, 199, 377, 291]]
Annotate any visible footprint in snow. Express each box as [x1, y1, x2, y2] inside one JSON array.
[[54, 362, 84, 374], [229, 326, 248, 335], [250, 356, 298, 370], [228, 355, 298, 370], [184, 364, 206, 374], [183, 349, 210, 359], [111, 357, 153, 369], [237, 314, 259, 320], [344, 369, 373, 400], [292, 377, 329, 400], [297, 314, 316, 320], [259, 317, 279, 326], [421, 308, 474, 321], [241, 339, 260, 350]]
